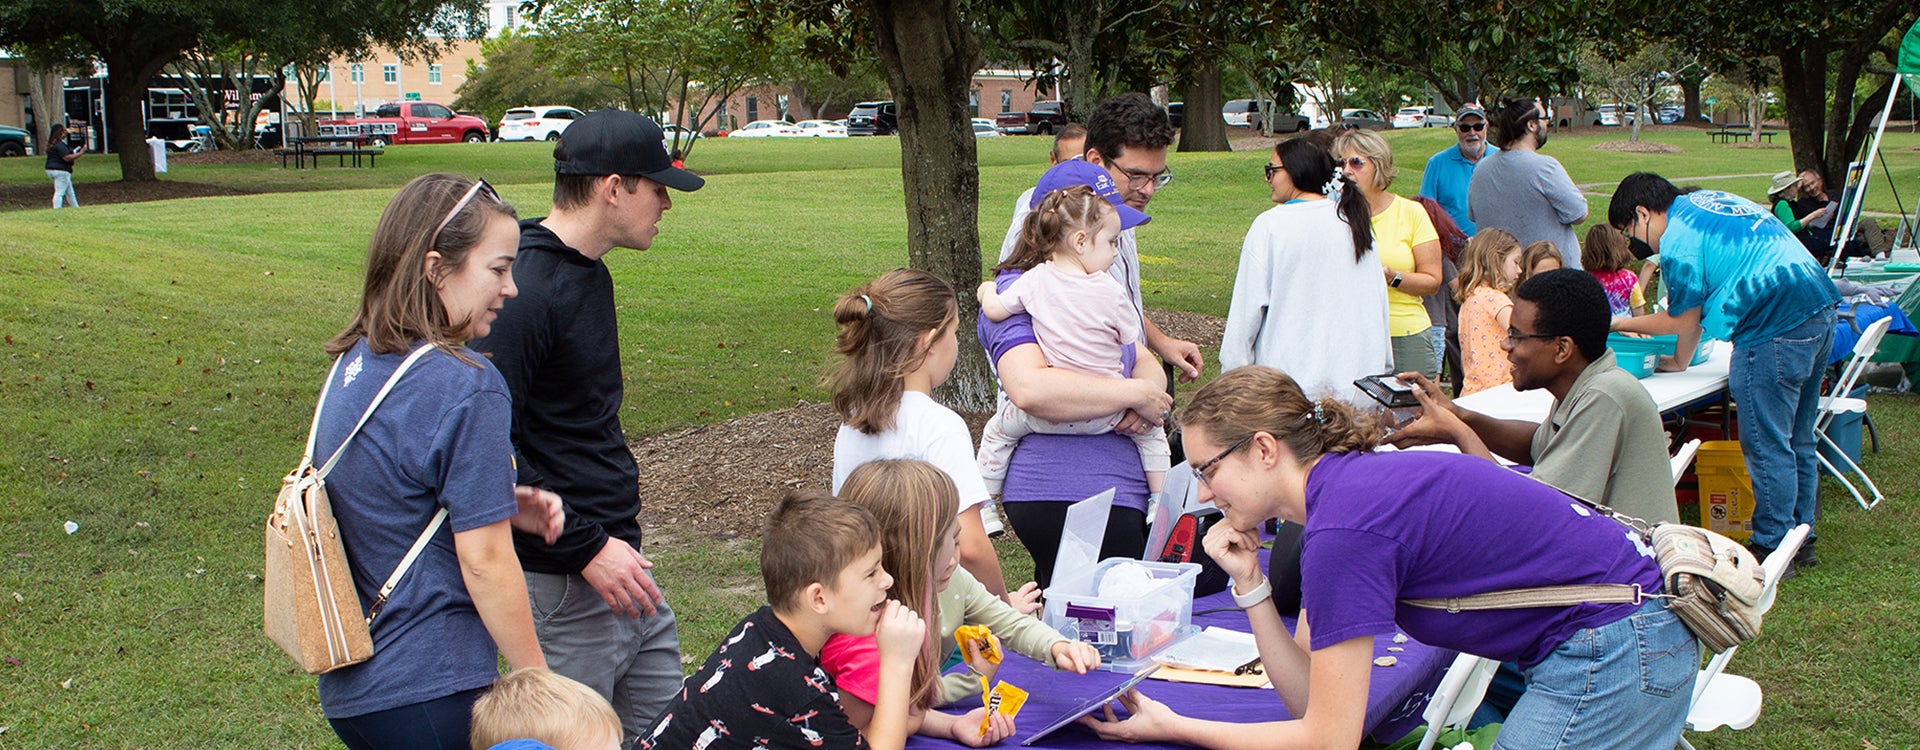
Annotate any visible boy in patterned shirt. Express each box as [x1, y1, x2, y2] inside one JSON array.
[[642, 491, 925, 749]]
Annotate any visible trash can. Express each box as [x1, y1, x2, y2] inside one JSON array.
[[146, 137, 168, 173]]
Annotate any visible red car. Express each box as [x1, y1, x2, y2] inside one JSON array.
[[318, 102, 490, 146]]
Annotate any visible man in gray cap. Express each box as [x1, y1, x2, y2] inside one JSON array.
[[1419, 103, 1496, 235], [470, 108, 703, 744]]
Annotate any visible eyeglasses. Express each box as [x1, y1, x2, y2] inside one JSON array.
[[430, 178, 501, 250], [1455, 122, 1486, 132], [1503, 327, 1562, 350], [1119, 164, 1174, 190], [1341, 156, 1367, 170], [1193, 436, 1253, 488], [1264, 164, 1285, 180]]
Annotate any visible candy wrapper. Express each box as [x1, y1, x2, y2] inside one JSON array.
[[978, 679, 1028, 736], [955, 624, 999, 664]]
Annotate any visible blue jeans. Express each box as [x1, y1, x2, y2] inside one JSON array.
[[328, 686, 484, 750], [1391, 325, 1445, 380], [48, 169, 78, 208], [1730, 307, 1836, 549], [1492, 600, 1697, 749]]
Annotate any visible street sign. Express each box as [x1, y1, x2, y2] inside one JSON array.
[[404, 92, 421, 101]]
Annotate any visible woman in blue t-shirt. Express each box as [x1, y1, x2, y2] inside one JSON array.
[[310, 174, 562, 749], [1082, 366, 1696, 749]]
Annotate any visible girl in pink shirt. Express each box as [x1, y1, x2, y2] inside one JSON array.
[[1455, 228, 1523, 395], [976, 185, 1170, 498]]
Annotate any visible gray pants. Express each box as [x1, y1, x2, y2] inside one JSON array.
[[526, 569, 683, 747]]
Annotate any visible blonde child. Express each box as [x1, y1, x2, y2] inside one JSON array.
[[1453, 229, 1523, 395], [976, 185, 1170, 500], [1516, 240, 1564, 290], [822, 460, 1102, 746], [1581, 224, 1642, 319], [828, 268, 1018, 607], [470, 669, 620, 750]]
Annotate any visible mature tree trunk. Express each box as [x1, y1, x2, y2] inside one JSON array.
[[1061, 11, 1098, 120], [1679, 75, 1702, 123], [101, 48, 173, 182], [1178, 64, 1229, 152], [867, 0, 994, 411], [26, 69, 65, 149]]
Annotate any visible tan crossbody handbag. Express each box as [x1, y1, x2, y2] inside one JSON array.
[[1403, 488, 1768, 654], [264, 345, 449, 674]]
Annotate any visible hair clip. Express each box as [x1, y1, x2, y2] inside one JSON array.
[[1322, 167, 1344, 196], [1312, 403, 1327, 425], [859, 294, 873, 313]]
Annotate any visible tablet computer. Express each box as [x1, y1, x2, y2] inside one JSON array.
[[1019, 664, 1162, 746]]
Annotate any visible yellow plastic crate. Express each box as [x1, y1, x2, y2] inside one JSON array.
[[1695, 441, 1753, 542]]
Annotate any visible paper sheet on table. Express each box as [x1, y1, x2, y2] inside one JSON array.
[[1152, 626, 1260, 671], [1149, 664, 1273, 689]]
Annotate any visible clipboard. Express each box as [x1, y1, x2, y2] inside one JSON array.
[[1018, 665, 1162, 746]]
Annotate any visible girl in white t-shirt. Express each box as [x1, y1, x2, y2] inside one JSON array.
[[828, 268, 1025, 610], [975, 186, 1170, 499]]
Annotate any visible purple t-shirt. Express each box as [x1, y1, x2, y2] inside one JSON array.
[[1300, 451, 1661, 669], [980, 269, 1148, 511]]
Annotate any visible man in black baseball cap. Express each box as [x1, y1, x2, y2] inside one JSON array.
[[469, 107, 701, 739]]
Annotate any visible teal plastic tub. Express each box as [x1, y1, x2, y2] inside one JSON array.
[[1608, 333, 1675, 379]]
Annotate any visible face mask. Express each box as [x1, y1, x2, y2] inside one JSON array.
[[1628, 235, 1655, 260]]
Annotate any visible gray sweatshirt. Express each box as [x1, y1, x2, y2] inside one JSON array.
[[1467, 149, 1590, 269]]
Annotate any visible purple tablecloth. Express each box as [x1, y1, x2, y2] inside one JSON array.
[[906, 557, 1452, 749]]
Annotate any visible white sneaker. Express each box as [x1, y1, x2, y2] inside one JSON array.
[[981, 499, 1007, 538]]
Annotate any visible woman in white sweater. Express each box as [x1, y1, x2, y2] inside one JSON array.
[[1220, 137, 1391, 405]]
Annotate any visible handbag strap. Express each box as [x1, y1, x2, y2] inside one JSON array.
[[313, 344, 437, 480], [301, 342, 450, 625], [1403, 583, 1655, 614]]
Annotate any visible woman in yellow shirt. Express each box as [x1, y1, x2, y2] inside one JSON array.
[[1335, 130, 1445, 379]]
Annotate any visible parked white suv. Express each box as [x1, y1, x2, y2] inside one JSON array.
[[497, 106, 586, 141], [1393, 107, 1452, 128]]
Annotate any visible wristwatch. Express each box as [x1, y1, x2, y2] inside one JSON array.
[[1232, 577, 1274, 609], [1389, 272, 1404, 288]]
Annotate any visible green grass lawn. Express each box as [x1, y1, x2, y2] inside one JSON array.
[[2, 129, 1918, 747]]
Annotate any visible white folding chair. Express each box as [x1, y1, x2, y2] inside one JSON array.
[[1415, 653, 1500, 750], [1671, 438, 1702, 488], [1677, 523, 1811, 749], [1816, 316, 1892, 510]]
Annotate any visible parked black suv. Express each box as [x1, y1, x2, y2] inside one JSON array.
[[847, 101, 899, 136]]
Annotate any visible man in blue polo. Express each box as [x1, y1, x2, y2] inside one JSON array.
[[1419, 104, 1494, 235]]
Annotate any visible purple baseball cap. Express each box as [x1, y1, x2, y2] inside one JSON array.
[[1029, 159, 1152, 230]]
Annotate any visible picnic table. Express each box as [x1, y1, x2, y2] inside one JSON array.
[[906, 548, 1451, 749], [278, 135, 383, 169], [1708, 124, 1779, 144]]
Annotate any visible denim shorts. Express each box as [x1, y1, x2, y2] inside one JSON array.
[[1492, 600, 1697, 749]]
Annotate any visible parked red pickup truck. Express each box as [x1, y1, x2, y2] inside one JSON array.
[[996, 101, 1068, 135], [318, 102, 490, 146]]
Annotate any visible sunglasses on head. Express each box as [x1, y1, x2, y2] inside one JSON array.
[[1455, 122, 1485, 132], [430, 178, 501, 250]]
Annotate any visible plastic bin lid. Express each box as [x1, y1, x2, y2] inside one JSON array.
[[1051, 489, 1116, 588]]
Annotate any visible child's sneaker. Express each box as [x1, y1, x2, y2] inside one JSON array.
[[981, 499, 1006, 538]]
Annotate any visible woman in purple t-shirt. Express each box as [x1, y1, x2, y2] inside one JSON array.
[[1082, 366, 1695, 749]]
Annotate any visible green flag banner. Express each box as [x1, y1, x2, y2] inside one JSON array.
[[1901, 18, 1919, 94]]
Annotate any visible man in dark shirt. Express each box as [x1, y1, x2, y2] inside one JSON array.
[[470, 109, 704, 745], [45, 124, 83, 209]]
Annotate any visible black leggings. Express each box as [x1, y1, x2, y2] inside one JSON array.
[[1003, 502, 1148, 589], [328, 687, 486, 750]]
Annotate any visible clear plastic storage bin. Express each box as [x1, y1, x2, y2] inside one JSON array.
[[1042, 558, 1200, 672]]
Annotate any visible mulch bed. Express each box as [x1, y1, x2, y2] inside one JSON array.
[[635, 307, 1226, 544], [0, 179, 256, 211]]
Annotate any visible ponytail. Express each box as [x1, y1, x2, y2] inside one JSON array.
[[997, 185, 1110, 273], [825, 268, 959, 434], [1335, 178, 1374, 263], [1181, 366, 1381, 465]]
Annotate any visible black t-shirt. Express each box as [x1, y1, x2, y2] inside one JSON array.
[[46, 141, 74, 172], [642, 606, 867, 749]]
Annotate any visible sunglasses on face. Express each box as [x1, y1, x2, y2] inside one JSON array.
[[1456, 122, 1486, 132], [1341, 156, 1367, 170], [430, 178, 502, 250], [1264, 163, 1284, 180]]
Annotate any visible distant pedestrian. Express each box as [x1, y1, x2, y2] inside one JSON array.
[[1419, 104, 1496, 235], [46, 124, 83, 209], [1469, 99, 1588, 268]]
